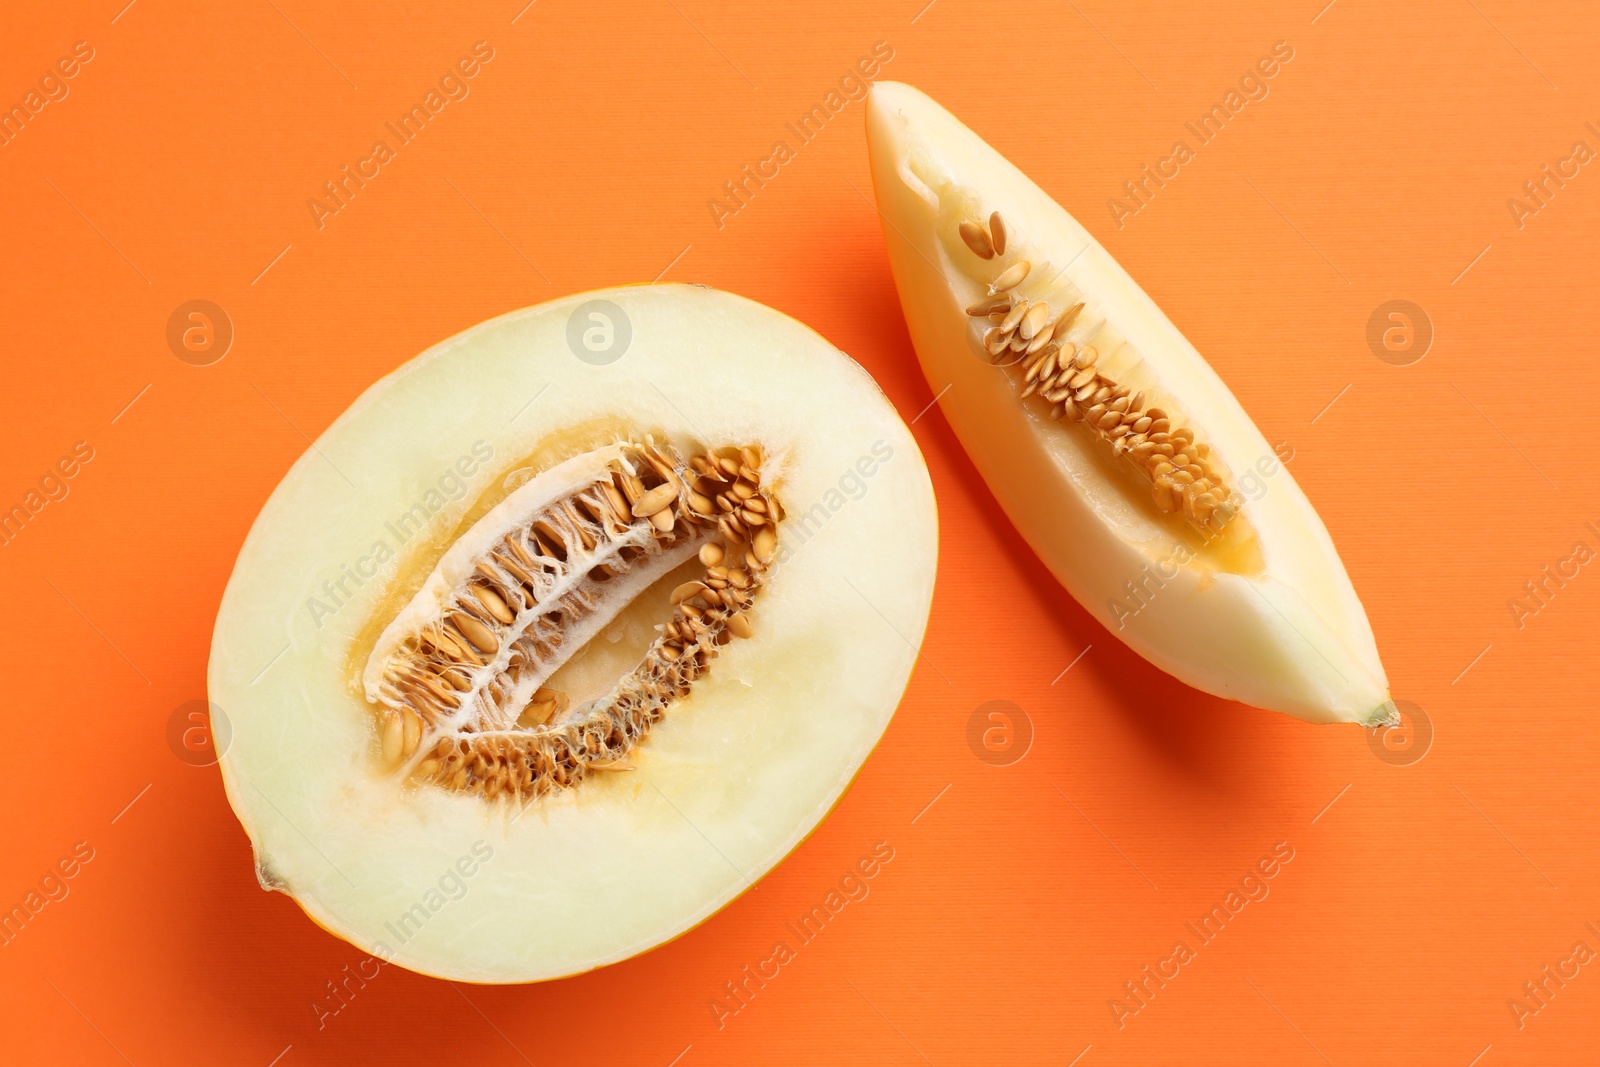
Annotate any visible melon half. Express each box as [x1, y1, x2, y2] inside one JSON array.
[[209, 285, 937, 982], [866, 81, 1392, 725]]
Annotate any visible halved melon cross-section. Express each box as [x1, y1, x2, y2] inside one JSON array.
[[366, 438, 784, 800], [209, 285, 937, 983]]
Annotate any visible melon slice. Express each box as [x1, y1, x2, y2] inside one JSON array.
[[209, 284, 937, 982], [865, 81, 1391, 725]]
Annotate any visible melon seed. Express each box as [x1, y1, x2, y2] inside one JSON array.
[[452, 613, 499, 654], [991, 260, 1031, 293], [472, 585, 516, 625], [381, 712, 404, 765], [631, 483, 677, 518], [958, 220, 994, 259], [1019, 301, 1050, 341]]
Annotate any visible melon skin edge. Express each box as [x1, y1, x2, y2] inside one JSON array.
[[208, 283, 938, 982], [865, 81, 1392, 725]]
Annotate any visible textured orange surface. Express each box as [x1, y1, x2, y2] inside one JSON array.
[[2, 1, 1597, 1064]]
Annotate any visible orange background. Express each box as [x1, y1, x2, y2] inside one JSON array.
[[2, 1, 1597, 1063]]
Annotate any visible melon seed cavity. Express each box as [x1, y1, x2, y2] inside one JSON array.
[[961, 212, 1243, 532], [363, 439, 782, 803]]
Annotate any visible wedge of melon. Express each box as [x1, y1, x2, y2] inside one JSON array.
[[866, 81, 1391, 725], [209, 284, 937, 982]]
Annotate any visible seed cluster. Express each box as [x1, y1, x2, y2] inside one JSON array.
[[663, 446, 781, 661], [961, 213, 1241, 531], [370, 442, 782, 804]]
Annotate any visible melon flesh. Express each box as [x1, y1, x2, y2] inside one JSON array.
[[209, 284, 937, 982], [866, 81, 1390, 725]]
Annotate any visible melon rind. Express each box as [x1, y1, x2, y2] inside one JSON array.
[[209, 284, 937, 982]]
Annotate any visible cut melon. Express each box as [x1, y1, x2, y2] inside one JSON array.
[[209, 284, 937, 982], [866, 81, 1391, 725]]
